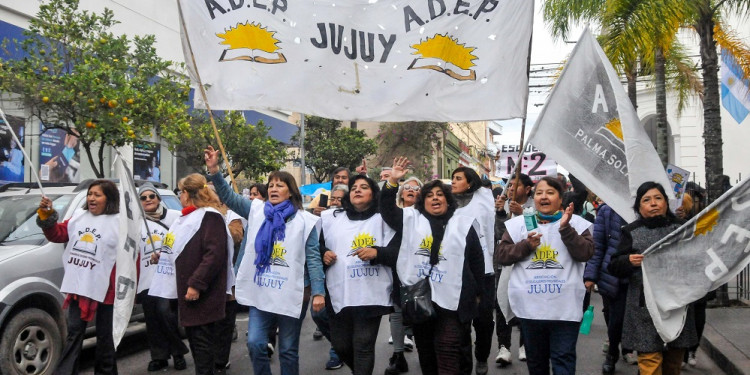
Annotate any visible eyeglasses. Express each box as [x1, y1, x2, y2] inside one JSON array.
[[140, 194, 157, 201], [329, 197, 342, 202], [403, 185, 421, 192]]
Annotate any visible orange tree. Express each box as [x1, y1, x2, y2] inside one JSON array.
[[0, 0, 190, 177]]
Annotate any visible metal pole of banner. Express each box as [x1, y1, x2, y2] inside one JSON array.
[[176, 0, 238, 193], [300, 114, 306, 186], [0, 106, 46, 197]]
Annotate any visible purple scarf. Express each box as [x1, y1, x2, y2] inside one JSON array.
[[254, 200, 296, 280]]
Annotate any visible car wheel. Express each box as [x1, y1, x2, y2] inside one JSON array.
[[0, 308, 63, 375]]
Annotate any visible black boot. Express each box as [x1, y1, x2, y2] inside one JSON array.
[[602, 354, 617, 375], [384, 352, 408, 374]]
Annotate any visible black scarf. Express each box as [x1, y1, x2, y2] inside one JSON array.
[[423, 210, 455, 265]]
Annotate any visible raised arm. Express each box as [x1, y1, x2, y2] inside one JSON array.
[[205, 145, 251, 218], [379, 157, 410, 231]]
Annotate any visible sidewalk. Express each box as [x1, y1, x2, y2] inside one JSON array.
[[702, 307, 750, 375]]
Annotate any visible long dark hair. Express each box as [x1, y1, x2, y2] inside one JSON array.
[[335, 175, 379, 216], [416, 180, 457, 216], [82, 179, 119, 214], [633, 181, 675, 219], [267, 171, 303, 210], [451, 166, 482, 194]]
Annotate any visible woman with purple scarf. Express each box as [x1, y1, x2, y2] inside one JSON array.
[[204, 146, 325, 375]]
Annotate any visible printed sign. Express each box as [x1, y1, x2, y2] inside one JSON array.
[[495, 144, 557, 182], [0, 115, 25, 184], [133, 141, 161, 182], [40, 127, 81, 183]]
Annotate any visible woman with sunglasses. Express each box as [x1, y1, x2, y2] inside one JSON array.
[[136, 183, 189, 372], [204, 146, 325, 375]]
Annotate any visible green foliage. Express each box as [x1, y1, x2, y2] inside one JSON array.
[[0, 0, 191, 177], [375, 122, 448, 181], [292, 116, 377, 183], [176, 111, 287, 182]]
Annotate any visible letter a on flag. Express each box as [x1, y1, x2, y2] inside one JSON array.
[[528, 28, 671, 223]]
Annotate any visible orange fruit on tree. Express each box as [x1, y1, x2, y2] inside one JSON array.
[[42, 96, 50, 103], [108, 99, 117, 108]]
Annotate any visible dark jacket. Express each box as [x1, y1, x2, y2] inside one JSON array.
[[583, 204, 628, 298], [378, 184, 485, 323], [175, 210, 228, 327], [608, 216, 697, 352]]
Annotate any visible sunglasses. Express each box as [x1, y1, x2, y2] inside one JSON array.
[[140, 194, 157, 201], [403, 185, 421, 192]]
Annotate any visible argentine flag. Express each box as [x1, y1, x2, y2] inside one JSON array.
[[721, 49, 750, 124]]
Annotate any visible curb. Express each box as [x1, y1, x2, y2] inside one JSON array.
[[701, 321, 750, 375]]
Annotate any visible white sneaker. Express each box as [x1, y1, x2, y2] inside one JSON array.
[[403, 335, 414, 352], [388, 335, 393, 344], [495, 345, 512, 365], [601, 339, 609, 354], [688, 351, 697, 367], [624, 352, 638, 365], [518, 345, 527, 361]]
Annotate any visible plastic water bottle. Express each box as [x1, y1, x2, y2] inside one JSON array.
[[580, 305, 595, 335], [523, 207, 538, 232]]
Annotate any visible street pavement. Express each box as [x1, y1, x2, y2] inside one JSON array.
[[79, 292, 724, 374]]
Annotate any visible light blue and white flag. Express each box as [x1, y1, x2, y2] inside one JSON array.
[[721, 49, 750, 124]]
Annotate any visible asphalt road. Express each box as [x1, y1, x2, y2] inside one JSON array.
[[79, 292, 724, 374]]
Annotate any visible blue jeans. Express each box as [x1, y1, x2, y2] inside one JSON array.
[[247, 303, 308, 375], [519, 319, 580, 375]]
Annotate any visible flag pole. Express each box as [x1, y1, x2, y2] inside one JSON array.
[[176, 0, 238, 193], [0, 106, 46, 197], [509, 8, 535, 202], [114, 149, 158, 257]]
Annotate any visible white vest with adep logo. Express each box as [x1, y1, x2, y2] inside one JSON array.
[[61, 209, 119, 302], [321, 210, 396, 314], [138, 209, 180, 293], [235, 200, 320, 319], [505, 215, 591, 322], [456, 187, 495, 275], [396, 208, 474, 311]]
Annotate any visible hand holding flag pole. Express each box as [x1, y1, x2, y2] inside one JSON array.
[[176, 0, 238, 192], [0, 106, 47, 200]]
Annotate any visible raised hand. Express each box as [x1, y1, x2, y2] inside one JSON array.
[[560, 202, 574, 228], [204, 145, 220, 174], [389, 157, 410, 184], [355, 159, 368, 175]]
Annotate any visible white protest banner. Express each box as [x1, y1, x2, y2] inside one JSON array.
[[528, 28, 672, 223], [178, 0, 534, 122], [495, 144, 557, 182], [112, 154, 143, 348], [642, 177, 750, 342], [666, 164, 690, 212]]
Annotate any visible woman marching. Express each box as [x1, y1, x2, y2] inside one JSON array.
[[136, 183, 189, 372], [380, 157, 486, 375], [495, 176, 594, 375], [36, 180, 121, 375], [166, 174, 233, 375], [451, 167, 496, 375], [319, 175, 397, 375], [204, 146, 325, 375], [608, 182, 697, 375]]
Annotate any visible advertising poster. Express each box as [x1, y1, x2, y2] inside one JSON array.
[[39, 126, 81, 183], [0, 115, 25, 184], [133, 141, 161, 182], [495, 144, 557, 182]]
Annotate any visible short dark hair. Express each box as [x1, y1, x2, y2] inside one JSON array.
[[633, 181, 675, 219], [337, 175, 379, 215], [451, 166, 482, 194], [250, 183, 268, 200], [536, 176, 564, 197], [267, 171, 303, 210], [416, 180, 457, 216], [330, 167, 351, 182], [82, 179, 119, 214]]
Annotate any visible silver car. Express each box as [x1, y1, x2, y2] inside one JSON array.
[[0, 180, 181, 375]]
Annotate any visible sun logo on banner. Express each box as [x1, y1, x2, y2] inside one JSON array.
[[144, 233, 163, 255], [694, 208, 720, 236], [270, 241, 290, 267], [216, 22, 287, 64], [415, 235, 446, 261], [526, 243, 564, 269], [408, 34, 477, 81], [348, 232, 376, 256], [594, 118, 625, 153], [73, 232, 98, 255]]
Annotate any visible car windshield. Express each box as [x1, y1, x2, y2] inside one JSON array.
[[0, 194, 74, 246], [162, 195, 183, 210]]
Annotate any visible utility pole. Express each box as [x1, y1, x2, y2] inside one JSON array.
[[299, 114, 306, 186]]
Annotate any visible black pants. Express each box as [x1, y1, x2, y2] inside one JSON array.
[[140, 292, 189, 361], [494, 271, 522, 350], [413, 309, 473, 375], [329, 310, 382, 375], [185, 323, 219, 375], [602, 287, 630, 357], [686, 300, 707, 356], [214, 300, 238, 369], [54, 300, 116, 375], [472, 303, 494, 362]]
